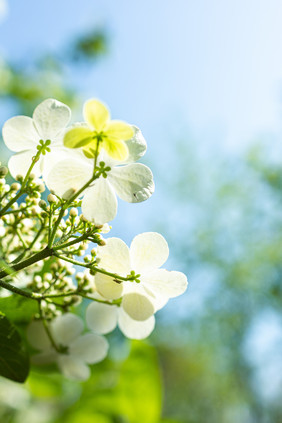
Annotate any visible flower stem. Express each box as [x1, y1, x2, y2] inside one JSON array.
[[0, 247, 53, 280], [54, 253, 133, 282], [0, 146, 44, 216], [38, 301, 61, 352]]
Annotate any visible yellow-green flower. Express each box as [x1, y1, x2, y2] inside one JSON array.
[[64, 99, 134, 161]]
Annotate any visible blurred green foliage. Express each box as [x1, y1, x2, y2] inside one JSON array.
[[151, 139, 282, 422], [0, 341, 162, 423], [0, 28, 108, 116]]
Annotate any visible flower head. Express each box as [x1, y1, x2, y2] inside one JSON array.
[[2, 99, 71, 178], [47, 127, 154, 224], [64, 99, 134, 161], [27, 313, 108, 381], [93, 232, 188, 321]]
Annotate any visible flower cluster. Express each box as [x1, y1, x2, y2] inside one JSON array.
[[0, 98, 188, 382]]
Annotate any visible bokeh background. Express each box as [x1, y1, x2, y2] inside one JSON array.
[[1, 1, 282, 422]]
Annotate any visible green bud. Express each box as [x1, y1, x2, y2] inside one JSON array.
[[0, 166, 8, 177], [10, 182, 20, 191], [39, 200, 47, 209]]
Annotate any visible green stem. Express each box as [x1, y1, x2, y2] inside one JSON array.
[[3, 207, 29, 215], [53, 231, 91, 250], [48, 208, 65, 247], [43, 290, 118, 306], [29, 224, 44, 250], [0, 278, 40, 299], [54, 253, 132, 282], [67, 175, 97, 205], [0, 147, 43, 216], [16, 229, 28, 249], [38, 302, 61, 352], [0, 247, 53, 280]]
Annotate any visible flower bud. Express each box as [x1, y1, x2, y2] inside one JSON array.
[[0, 166, 8, 177], [47, 194, 56, 203], [62, 188, 76, 201], [97, 237, 106, 246], [39, 200, 47, 209], [69, 208, 78, 217], [37, 184, 45, 193], [80, 214, 88, 222], [83, 255, 91, 263], [10, 182, 20, 191]]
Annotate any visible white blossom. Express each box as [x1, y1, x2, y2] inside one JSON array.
[[2, 99, 73, 178], [27, 313, 108, 381], [46, 127, 154, 224], [93, 232, 188, 321]]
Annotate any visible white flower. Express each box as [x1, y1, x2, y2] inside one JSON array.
[[46, 126, 154, 224], [27, 313, 108, 381], [86, 301, 155, 340], [2, 99, 72, 178], [93, 232, 188, 321]]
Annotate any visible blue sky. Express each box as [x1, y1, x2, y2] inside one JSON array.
[[1, 0, 282, 247], [2, 0, 282, 153], [2, 0, 282, 239]]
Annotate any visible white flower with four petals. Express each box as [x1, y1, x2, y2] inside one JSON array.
[[27, 313, 108, 381], [93, 232, 188, 322], [2, 99, 72, 178], [47, 126, 154, 224]]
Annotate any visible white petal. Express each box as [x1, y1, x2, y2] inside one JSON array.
[[69, 333, 109, 364], [26, 320, 52, 351], [42, 146, 87, 180], [100, 126, 147, 167], [82, 178, 117, 224], [86, 302, 118, 334], [51, 313, 84, 346], [109, 163, 154, 203], [142, 269, 188, 299], [33, 99, 71, 140], [97, 237, 131, 274], [2, 116, 39, 152], [57, 355, 90, 381], [122, 292, 155, 321], [46, 157, 91, 198], [118, 308, 155, 339], [126, 283, 167, 312], [124, 126, 147, 163], [8, 149, 41, 179], [94, 273, 123, 300], [130, 232, 169, 273]]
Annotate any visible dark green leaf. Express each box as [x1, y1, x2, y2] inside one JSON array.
[[0, 312, 29, 382]]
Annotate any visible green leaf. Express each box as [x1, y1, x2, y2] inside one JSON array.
[[0, 312, 29, 382], [61, 341, 162, 423], [0, 295, 37, 324]]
